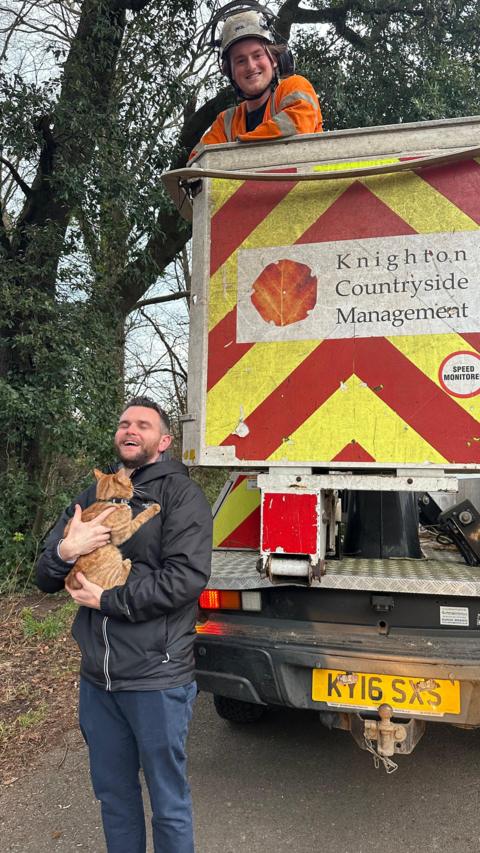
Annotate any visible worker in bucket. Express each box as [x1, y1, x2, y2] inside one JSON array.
[[191, 8, 323, 156]]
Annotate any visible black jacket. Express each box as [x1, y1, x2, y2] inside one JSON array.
[[36, 460, 213, 691]]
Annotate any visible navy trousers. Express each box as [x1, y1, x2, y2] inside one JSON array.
[[79, 677, 197, 853]]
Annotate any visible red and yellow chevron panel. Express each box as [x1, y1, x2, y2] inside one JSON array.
[[205, 156, 480, 466], [212, 474, 260, 549]]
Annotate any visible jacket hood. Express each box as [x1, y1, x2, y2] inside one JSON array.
[[108, 458, 188, 484], [129, 459, 189, 486]]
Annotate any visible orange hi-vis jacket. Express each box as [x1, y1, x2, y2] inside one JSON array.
[[191, 75, 323, 158]]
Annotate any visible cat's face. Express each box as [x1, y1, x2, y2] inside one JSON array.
[[114, 405, 172, 469], [95, 469, 134, 500]]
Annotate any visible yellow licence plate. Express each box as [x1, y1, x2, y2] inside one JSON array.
[[312, 669, 461, 716]]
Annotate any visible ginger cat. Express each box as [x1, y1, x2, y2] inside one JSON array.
[[64, 467, 160, 590]]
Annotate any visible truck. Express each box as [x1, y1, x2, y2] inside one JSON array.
[[163, 115, 480, 770]]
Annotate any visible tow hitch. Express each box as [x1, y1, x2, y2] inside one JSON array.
[[356, 704, 426, 772], [320, 704, 427, 773]]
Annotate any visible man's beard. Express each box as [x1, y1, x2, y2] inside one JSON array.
[[116, 444, 160, 469]]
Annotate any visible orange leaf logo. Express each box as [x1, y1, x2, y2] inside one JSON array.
[[251, 259, 317, 326]]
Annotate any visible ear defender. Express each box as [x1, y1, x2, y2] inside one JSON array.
[[276, 47, 295, 77]]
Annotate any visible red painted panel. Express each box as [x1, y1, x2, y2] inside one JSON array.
[[262, 493, 318, 555]]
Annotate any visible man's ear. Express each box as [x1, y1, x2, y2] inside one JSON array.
[[158, 434, 173, 453]]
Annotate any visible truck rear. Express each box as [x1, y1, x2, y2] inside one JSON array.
[[163, 116, 480, 768]]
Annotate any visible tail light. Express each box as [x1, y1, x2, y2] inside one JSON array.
[[199, 589, 240, 610], [198, 589, 262, 612]]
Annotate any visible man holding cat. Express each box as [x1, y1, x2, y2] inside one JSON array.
[[36, 398, 213, 853]]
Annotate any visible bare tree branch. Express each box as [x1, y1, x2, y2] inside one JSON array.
[[0, 0, 80, 51], [140, 312, 187, 381], [139, 308, 187, 406], [276, 0, 425, 48], [133, 291, 190, 311], [0, 157, 32, 197]]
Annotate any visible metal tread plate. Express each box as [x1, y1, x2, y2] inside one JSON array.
[[209, 550, 480, 596]]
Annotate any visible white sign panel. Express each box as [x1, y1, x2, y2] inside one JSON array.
[[439, 606, 469, 627], [237, 231, 480, 343]]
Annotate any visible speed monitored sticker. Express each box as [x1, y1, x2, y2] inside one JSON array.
[[440, 606, 469, 627], [439, 351, 480, 398]]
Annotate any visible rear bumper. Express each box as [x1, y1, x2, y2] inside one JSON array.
[[194, 616, 480, 725]]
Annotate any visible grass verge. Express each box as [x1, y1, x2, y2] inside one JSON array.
[[0, 592, 80, 786]]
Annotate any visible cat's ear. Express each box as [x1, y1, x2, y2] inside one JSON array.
[[93, 468, 103, 481], [116, 466, 130, 482]]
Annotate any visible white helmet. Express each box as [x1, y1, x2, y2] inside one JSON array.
[[220, 10, 274, 59]]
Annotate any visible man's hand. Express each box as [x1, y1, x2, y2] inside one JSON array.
[[66, 572, 104, 609], [59, 504, 117, 562]]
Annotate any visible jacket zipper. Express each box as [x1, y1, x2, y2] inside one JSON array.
[[102, 616, 112, 691]]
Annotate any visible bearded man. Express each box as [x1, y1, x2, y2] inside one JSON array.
[[37, 397, 213, 853]]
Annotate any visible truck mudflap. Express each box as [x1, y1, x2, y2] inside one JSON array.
[[195, 618, 480, 766]]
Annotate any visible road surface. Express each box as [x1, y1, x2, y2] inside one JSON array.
[[2, 692, 479, 852]]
